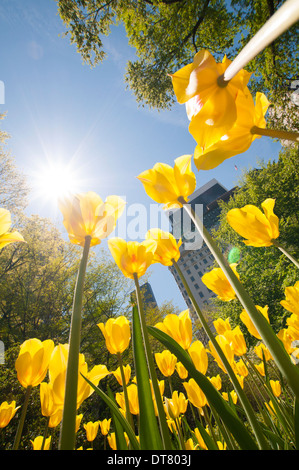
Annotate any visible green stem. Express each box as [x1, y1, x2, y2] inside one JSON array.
[[133, 273, 172, 450], [272, 240, 299, 269], [13, 385, 32, 450], [179, 200, 299, 402], [173, 258, 269, 449], [41, 417, 50, 450], [117, 352, 135, 434], [251, 126, 299, 144], [59, 235, 91, 450]]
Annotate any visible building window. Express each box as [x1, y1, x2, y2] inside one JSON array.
[[187, 269, 191, 275], [194, 264, 199, 270], [194, 283, 199, 290], [190, 276, 195, 282], [203, 258, 207, 264], [199, 292, 204, 298]]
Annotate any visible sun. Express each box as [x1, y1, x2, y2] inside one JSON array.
[[32, 160, 83, 203]]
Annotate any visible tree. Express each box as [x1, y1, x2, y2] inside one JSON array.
[[209, 145, 299, 346], [0, 114, 29, 216], [56, 0, 299, 128]]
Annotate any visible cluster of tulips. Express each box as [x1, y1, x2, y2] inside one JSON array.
[[1, 1, 299, 450]]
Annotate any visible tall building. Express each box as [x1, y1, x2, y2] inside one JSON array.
[[130, 282, 158, 311], [168, 179, 235, 314]]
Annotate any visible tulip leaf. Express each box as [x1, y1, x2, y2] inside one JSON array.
[[132, 305, 164, 450], [81, 373, 140, 450], [107, 386, 128, 450], [148, 325, 259, 450], [294, 398, 299, 450]]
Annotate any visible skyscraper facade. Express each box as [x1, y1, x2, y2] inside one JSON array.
[[168, 179, 235, 313]]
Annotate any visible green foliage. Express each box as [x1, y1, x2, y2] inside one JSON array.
[[56, 0, 299, 126], [209, 145, 299, 346]]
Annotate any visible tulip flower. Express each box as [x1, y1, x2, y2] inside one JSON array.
[[226, 198, 279, 247], [171, 50, 251, 141], [15, 338, 54, 389], [107, 432, 117, 450], [145, 228, 182, 266], [112, 364, 131, 386], [31, 436, 51, 450], [193, 91, 269, 170], [137, 154, 196, 210], [175, 362, 188, 379], [49, 344, 110, 410], [99, 418, 111, 436], [155, 310, 193, 350], [201, 264, 239, 301], [116, 384, 139, 415], [280, 281, 299, 316], [183, 378, 207, 409], [188, 340, 208, 375], [108, 237, 156, 280], [240, 306, 270, 340], [164, 391, 188, 419], [225, 326, 247, 356], [84, 421, 100, 442], [193, 427, 208, 450], [254, 343, 272, 362], [208, 375, 222, 391], [255, 362, 265, 376], [234, 360, 248, 378], [98, 316, 131, 355], [208, 335, 234, 373], [0, 401, 20, 428], [155, 350, 177, 377], [213, 317, 231, 336], [270, 380, 282, 398], [0, 208, 25, 250], [59, 191, 125, 247]]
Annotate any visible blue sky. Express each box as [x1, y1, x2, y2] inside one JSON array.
[[0, 0, 282, 311]]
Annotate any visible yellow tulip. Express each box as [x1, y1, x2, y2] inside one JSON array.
[[240, 306, 270, 340], [164, 391, 188, 419], [277, 328, 295, 355], [208, 374, 222, 391], [222, 390, 238, 404], [108, 237, 156, 279], [280, 281, 299, 316], [40, 382, 58, 418], [31, 435, 51, 450], [183, 378, 207, 409], [175, 362, 188, 379], [226, 198, 279, 247], [155, 309, 193, 350], [58, 191, 125, 247], [188, 340, 208, 375], [137, 154, 196, 210], [0, 401, 20, 428], [75, 414, 83, 433], [15, 338, 54, 388], [193, 91, 269, 170], [116, 384, 139, 415], [213, 317, 231, 335], [254, 343, 272, 362], [171, 50, 251, 142], [84, 421, 100, 442], [150, 379, 165, 416], [201, 264, 239, 301], [270, 380, 281, 398], [0, 208, 25, 250], [145, 228, 182, 266], [49, 409, 63, 428], [286, 314, 299, 339], [155, 349, 177, 377], [234, 360, 248, 378], [112, 364, 131, 386], [255, 362, 265, 376], [208, 335, 234, 373], [185, 438, 198, 450], [98, 316, 131, 355], [99, 418, 111, 436], [48, 344, 110, 409], [107, 432, 117, 450], [193, 427, 208, 450], [225, 326, 247, 356]]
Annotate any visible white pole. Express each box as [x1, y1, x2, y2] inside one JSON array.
[[221, 0, 299, 83]]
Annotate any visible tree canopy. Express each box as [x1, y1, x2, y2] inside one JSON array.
[[56, 0, 299, 129]]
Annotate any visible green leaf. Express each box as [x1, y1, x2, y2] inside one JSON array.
[[148, 326, 259, 450], [107, 386, 128, 450], [294, 398, 299, 450], [81, 374, 140, 450], [132, 305, 164, 450]]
